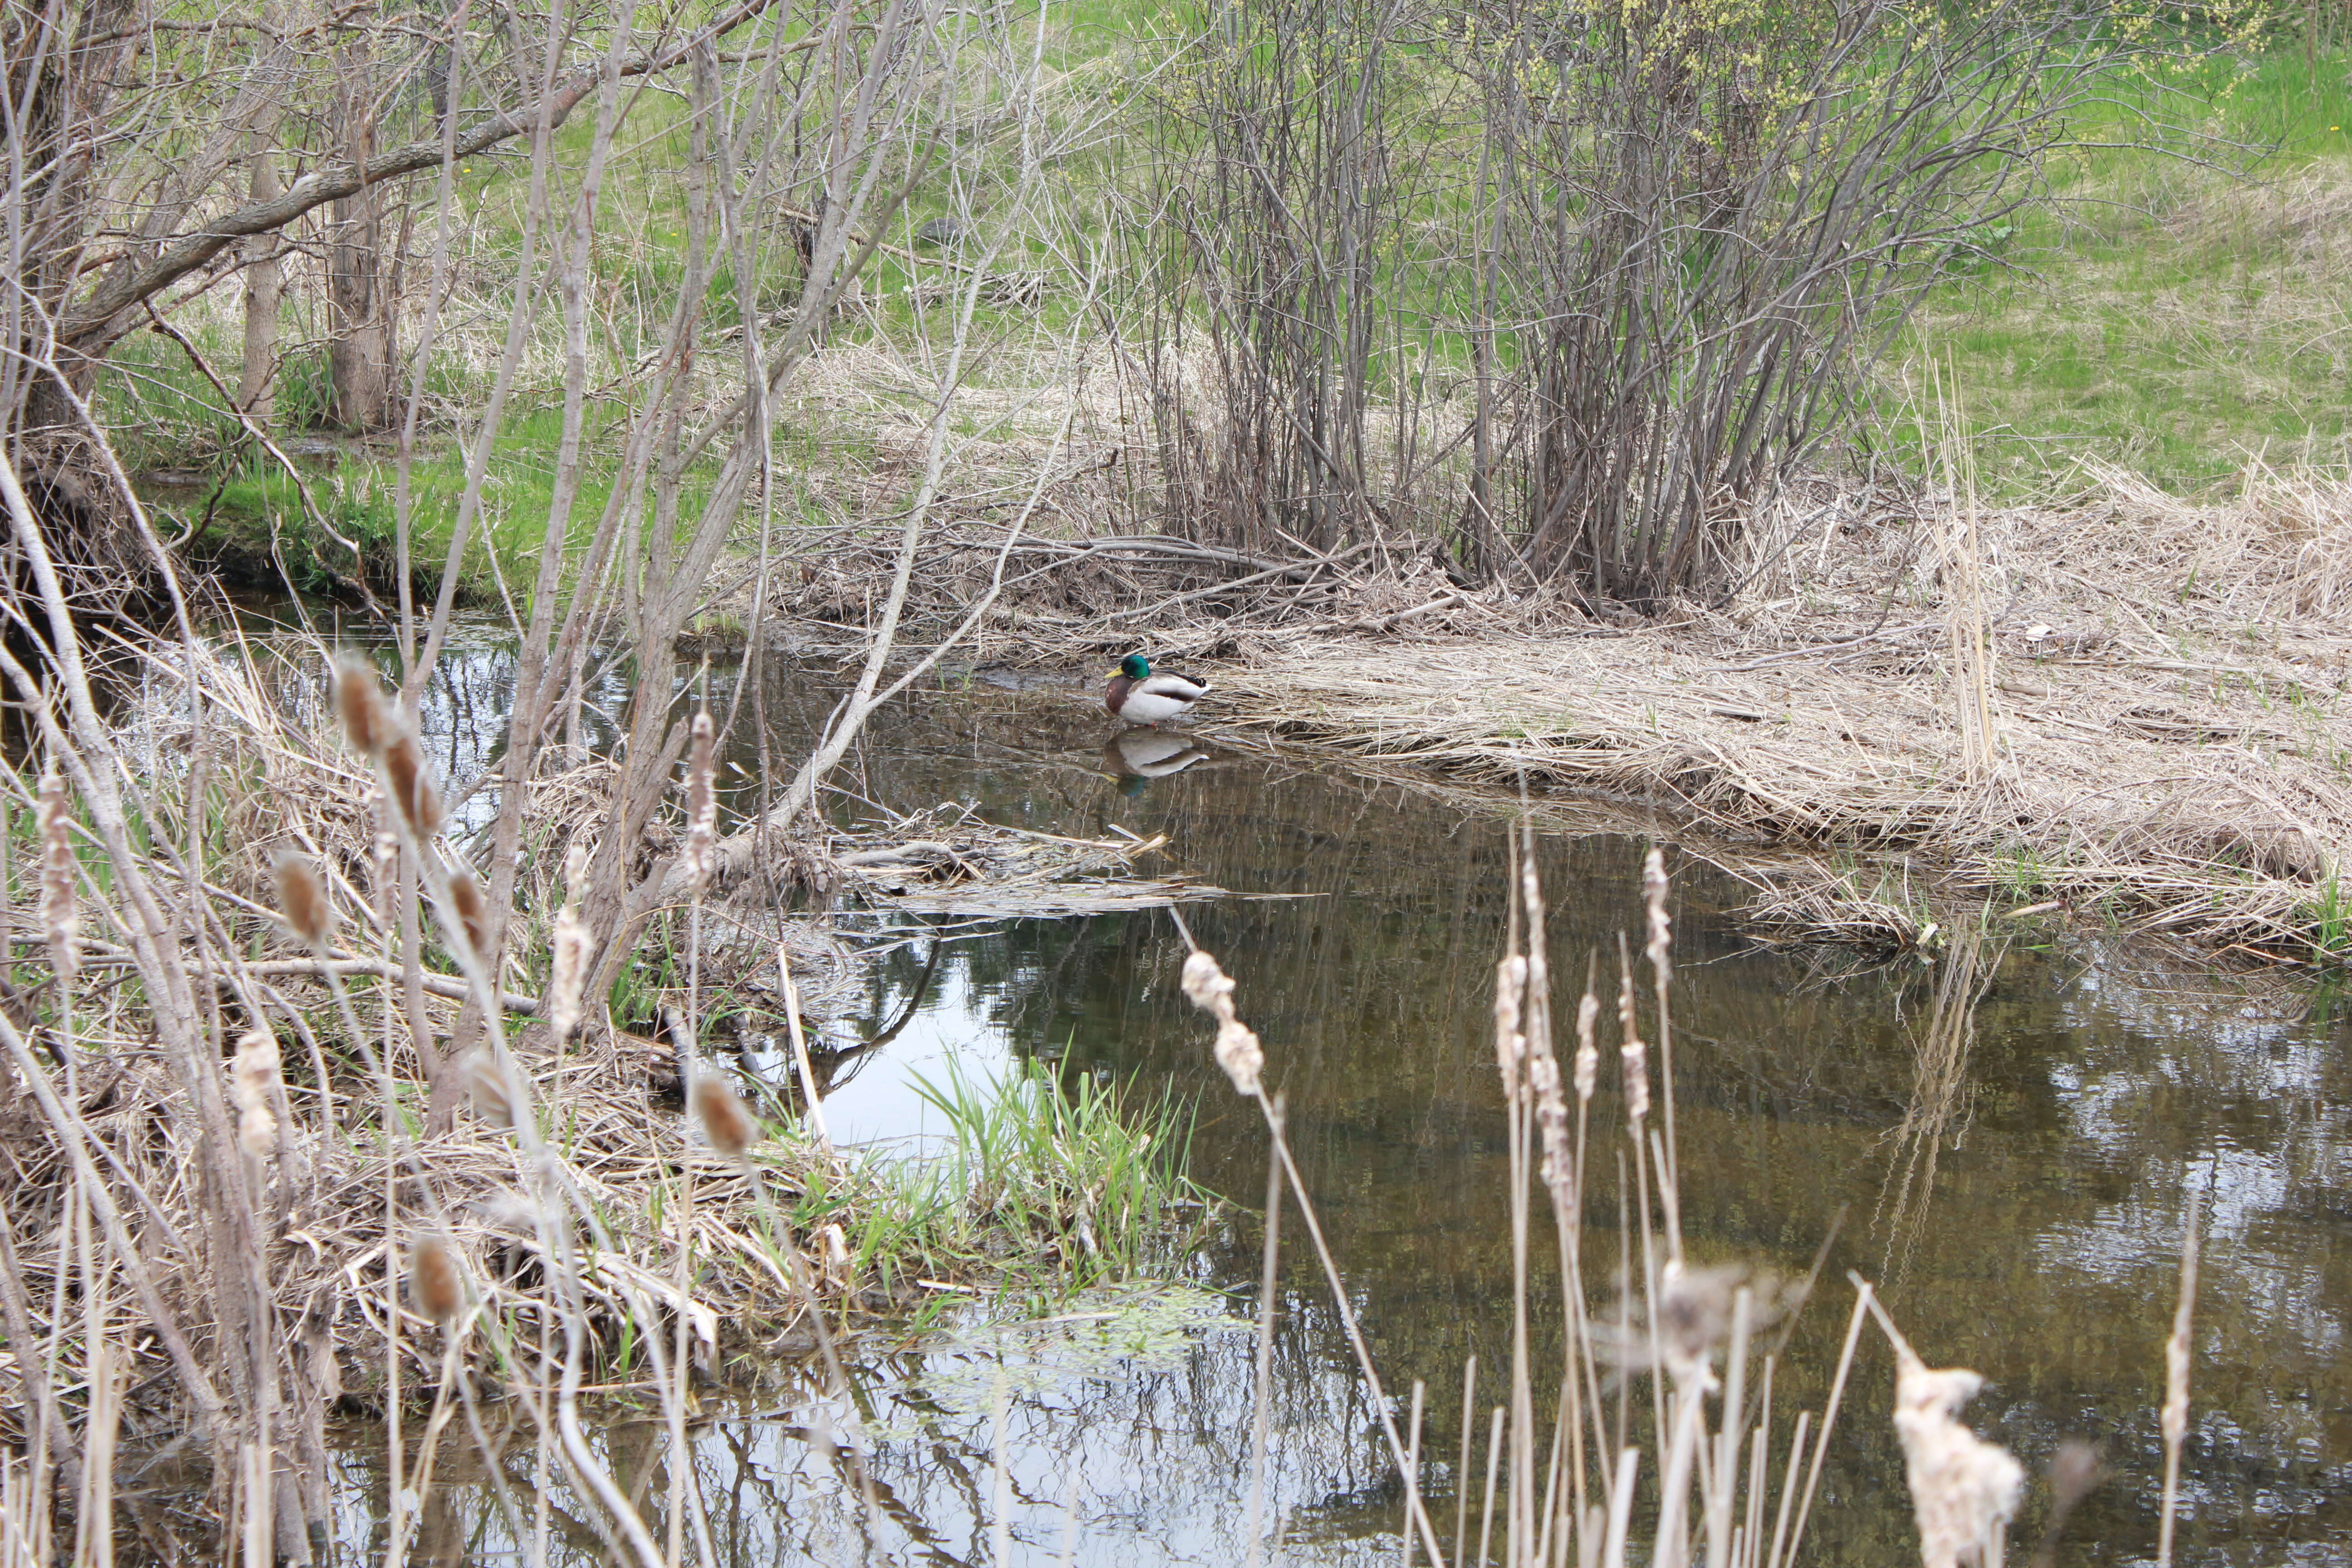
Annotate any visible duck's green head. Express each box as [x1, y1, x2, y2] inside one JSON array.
[[1117, 653, 1151, 681]]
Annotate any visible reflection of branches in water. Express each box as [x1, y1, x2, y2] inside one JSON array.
[[767, 929, 953, 1102], [1873, 932, 2003, 1288], [368, 1326, 1361, 1565], [1774, 937, 1926, 998], [992, 912, 1101, 1047], [866, 936, 947, 1047]]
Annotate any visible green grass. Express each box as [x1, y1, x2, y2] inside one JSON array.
[[905, 1056, 1207, 1286], [672, 1054, 1215, 1313], [1895, 42, 2352, 494], [2308, 875, 2351, 962]]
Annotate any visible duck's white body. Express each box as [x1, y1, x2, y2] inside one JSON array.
[[1105, 665, 1209, 726]]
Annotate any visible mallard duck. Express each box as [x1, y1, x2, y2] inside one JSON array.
[[1104, 653, 1208, 726]]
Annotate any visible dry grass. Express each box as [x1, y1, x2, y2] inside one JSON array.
[[1202, 467, 2352, 956]]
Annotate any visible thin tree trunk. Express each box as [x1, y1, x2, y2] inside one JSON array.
[[12, 0, 145, 429], [239, 133, 281, 422], [328, 55, 392, 431]]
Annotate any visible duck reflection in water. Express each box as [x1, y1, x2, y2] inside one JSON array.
[[1102, 726, 1211, 795]]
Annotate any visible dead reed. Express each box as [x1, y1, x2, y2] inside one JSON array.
[[1176, 848, 2109, 1568], [0, 635, 1210, 1565]]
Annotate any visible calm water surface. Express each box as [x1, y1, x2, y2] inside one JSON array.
[[291, 629, 2348, 1568]]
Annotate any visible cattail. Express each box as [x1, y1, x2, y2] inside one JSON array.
[[1180, 949, 1263, 1098], [2157, 1195, 2202, 1566], [409, 1235, 463, 1323], [1642, 846, 1672, 985], [1617, 946, 1648, 1123], [230, 1031, 281, 1157], [382, 731, 441, 840], [2037, 1440, 2104, 1563], [333, 659, 389, 757], [548, 903, 590, 1042], [273, 851, 332, 946], [1891, 1351, 2023, 1568], [1529, 1046, 1571, 1207], [694, 1076, 756, 1157], [1513, 964, 1572, 1205], [1655, 1263, 1750, 1378], [465, 1051, 514, 1129], [2161, 1216, 2198, 1452], [1492, 954, 1527, 1103], [447, 869, 492, 962], [682, 710, 717, 893], [371, 829, 397, 915], [1573, 989, 1600, 1102], [547, 852, 592, 1041], [37, 770, 78, 986], [1618, 987, 1656, 1123]]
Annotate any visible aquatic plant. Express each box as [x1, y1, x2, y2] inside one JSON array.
[[909, 1057, 1208, 1284]]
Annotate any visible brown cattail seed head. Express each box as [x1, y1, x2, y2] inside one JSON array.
[[230, 1031, 282, 1157], [409, 1236, 463, 1323], [273, 851, 332, 946], [1180, 950, 1263, 1098], [465, 1051, 514, 1129], [1642, 847, 1672, 985], [333, 659, 390, 757], [694, 1077, 756, 1158], [447, 869, 492, 963], [549, 903, 590, 1043], [682, 710, 717, 893], [382, 731, 442, 841], [37, 770, 78, 986]]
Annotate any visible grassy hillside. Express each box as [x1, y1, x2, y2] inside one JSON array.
[[1900, 44, 2352, 493]]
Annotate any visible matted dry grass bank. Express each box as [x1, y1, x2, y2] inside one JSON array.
[[1209, 468, 2352, 956]]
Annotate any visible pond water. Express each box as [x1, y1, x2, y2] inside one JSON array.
[[270, 617, 2348, 1567]]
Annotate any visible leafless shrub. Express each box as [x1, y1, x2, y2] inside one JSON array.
[[1471, 0, 2237, 608], [1141, 0, 1468, 558], [1142, 0, 2244, 610], [0, 1, 974, 1553]]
